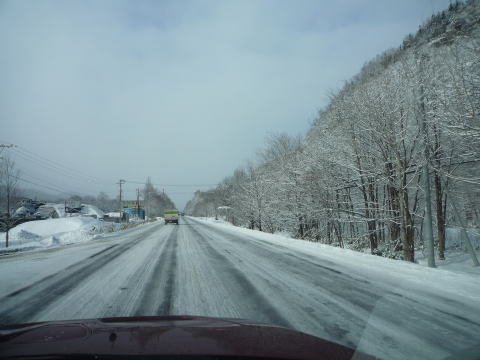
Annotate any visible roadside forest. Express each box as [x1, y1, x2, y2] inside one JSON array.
[[186, 1, 480, 262]]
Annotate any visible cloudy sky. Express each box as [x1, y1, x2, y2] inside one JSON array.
[[0, 0, 451, 209]]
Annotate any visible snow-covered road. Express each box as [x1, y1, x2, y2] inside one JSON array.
[[0, 217, 479, 360]]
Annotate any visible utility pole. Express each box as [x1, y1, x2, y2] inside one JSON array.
[[136, 188, 140, 220], [136, 188, 140, 209], [117, 179, 126, 222], [418, 52, 436, 268]]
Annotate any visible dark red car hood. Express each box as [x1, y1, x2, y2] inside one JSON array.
[[0, 315, 375, 359]]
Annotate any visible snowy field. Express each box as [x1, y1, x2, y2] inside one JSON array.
[[0, 216, 478, 360]]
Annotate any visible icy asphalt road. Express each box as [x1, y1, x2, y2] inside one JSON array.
[[0, 217, 479, 360]]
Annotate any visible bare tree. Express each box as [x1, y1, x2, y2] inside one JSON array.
[[0, 155, 20, 247]]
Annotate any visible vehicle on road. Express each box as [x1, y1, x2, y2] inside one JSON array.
[[164, 209, 179, 224], [0, 315, 375, 360]]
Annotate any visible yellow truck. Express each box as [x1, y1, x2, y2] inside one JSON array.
[[164, 210, 179, 224]]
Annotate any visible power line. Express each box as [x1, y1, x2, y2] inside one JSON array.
[[16, 176, 80, 196], [16, 145, 106, 184], [12, 147, 110, 186], [13, 147, 81, 177], [124, 180, 218, 187], [329, 158, 480, 192], [6, 144, 124, 200], [18, 171, 93, 197], [2, 142, 112, 187], [4, 142, 218, 196], [12, 148, 94, 184], [11, 151, 109, 196], [0, 144, 99, 197], [163, 191, 204, 194], [1, 144, 83, 195]]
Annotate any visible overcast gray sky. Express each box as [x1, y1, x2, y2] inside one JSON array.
[[0, 0, 451, 209]]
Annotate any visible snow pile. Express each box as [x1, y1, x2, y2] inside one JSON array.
[[14, 229, 42, 243], [0, 217, 120, 250], [81, 204, 105, 218], [52, 203, 66, 217], [198, 217, 230, 225], [44, 203, 66, 218], [106, 212, 121, 218]]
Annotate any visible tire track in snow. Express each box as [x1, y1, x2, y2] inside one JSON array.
[[134, 226, 178, 316], [188, 218, 480, 359], [172, 222, 243, 318], [88, 225, 175, 318], [189, 221, 375, 348], [0, 223, 164, 324], [186, 222, 293, 329], [5, 244, 119, 298], [196, 221, 480, 334], [193, 221, 380, 313]]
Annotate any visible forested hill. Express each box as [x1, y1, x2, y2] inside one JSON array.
[[353, 0, 479, 84], [185, 0, 480, 263]]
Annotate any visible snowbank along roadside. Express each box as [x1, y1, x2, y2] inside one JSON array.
[[0, 217, 158, 253]]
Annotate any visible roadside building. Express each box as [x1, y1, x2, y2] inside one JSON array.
[[122, 200, 145, 220]]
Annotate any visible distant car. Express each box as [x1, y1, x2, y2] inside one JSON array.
[[34, 205, 59, 220], [164, 210, 179, 224]]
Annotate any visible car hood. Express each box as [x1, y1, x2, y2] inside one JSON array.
[[0, 315, 375, 359]]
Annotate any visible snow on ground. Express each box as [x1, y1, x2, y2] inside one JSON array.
[[106, 212, 121, 218], [412, 227, 480, 275], [0, 217, 124, 251], [0, 217, 477, 360], [81, 204, 105, 218], [197, 217, 480, 274], [50, 203, 66, 217], [34, 203, 66, 218], [417, 250, 479, 275], [445, 226, 480, 249], [192, 217, 480, 303]]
